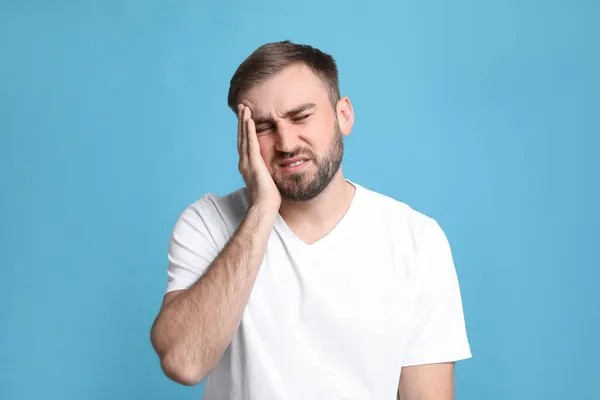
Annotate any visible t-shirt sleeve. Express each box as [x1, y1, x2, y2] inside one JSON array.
[[402, 218, 472, 366], [165, 197, 221, 293]]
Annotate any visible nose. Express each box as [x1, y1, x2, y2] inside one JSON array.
[[274, 122, 299, 153]]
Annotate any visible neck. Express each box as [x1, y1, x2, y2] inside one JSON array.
[[278, 169, 355, 228]]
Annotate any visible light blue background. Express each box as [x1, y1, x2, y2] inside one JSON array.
[[1, 1, 598, 399]]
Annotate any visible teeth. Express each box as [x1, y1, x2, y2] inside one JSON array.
[[284, 160, 305, 167]]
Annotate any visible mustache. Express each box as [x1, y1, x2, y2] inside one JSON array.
[[275, 149, 315, 162]]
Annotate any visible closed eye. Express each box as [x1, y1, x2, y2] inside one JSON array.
[[292, 114, 310, 122], [256, 125, 273, 134]]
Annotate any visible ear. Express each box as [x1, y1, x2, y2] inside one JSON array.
[[336, 96, 354, 136]]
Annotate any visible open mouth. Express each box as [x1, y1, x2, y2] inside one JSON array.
[[281, 160, 307, 167], [279, 158, 311, 172]]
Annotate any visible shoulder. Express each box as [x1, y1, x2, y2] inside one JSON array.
[[352, 180, 439, 246], [191, 187, 248, 215], [172, 187, 250, 243]]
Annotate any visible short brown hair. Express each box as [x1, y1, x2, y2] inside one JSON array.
[[227, 40, 340, 112]]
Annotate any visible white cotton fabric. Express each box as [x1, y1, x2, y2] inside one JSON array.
[[165, 180, 472, 400]]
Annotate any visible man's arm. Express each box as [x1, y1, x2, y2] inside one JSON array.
[[150, 205, 276, 386], [150, 105, 281, 386], [398, 362, 455, 400], [397, 218, 471, 399]]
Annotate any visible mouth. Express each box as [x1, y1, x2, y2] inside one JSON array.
[[279, 157, 311, 172]]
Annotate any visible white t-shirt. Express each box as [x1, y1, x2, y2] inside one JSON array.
[[165, 180, 472, 400]]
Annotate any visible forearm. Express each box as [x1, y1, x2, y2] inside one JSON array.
[[151, 205, 277, 384], [398, 363, 455, 400]]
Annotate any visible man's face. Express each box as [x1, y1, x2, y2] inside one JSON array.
[[240, 64, 350, 201]]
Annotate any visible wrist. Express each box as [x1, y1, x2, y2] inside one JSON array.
[[247, 203, 279, 221], [248, 203, 279, 225]]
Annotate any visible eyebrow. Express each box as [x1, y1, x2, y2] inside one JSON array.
[[253, 103, 316, 126]]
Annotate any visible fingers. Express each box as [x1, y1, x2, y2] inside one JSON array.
[[238, 105, 249, 169], [237, 104, 243, 155], [242, 106, 249, 162], [246, 114, 259, 163], [237, 105, 261, 173]]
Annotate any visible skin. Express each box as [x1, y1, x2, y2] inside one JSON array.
[[398, 363, 455, 400], [238, 63, 355, 244], [150, 63, 455, 398]]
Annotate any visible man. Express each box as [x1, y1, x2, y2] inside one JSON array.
[[150, 40, 472, 400]]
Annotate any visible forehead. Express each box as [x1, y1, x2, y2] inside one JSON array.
[[241, 64, 331, 114]]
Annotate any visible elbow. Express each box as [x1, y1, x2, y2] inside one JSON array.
[[150, 326, 220, 386], [150, 327, 204, 386], [160, 352, 206, 386]]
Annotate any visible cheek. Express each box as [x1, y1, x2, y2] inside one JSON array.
[[257, 137, 274, 162], [308, 118, 335, 146]]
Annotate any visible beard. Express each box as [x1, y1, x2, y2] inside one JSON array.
[[272, 121, 344, 202]]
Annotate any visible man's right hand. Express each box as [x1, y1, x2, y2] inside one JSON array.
[[152, 109, 281, 384], [151, 104, 282, 386], [237, 104, 281, 213]]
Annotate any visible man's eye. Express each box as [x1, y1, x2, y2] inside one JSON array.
[[256, 126, 271, 133], [292, 115, 310, 122]]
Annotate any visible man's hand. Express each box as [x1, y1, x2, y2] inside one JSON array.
[[150, 108, 282, 384], [237, 104, 281, 213]]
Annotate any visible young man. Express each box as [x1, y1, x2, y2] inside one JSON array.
[[150, 40, 472, 400]]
